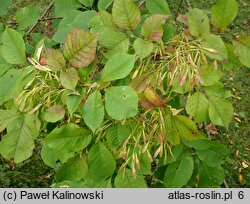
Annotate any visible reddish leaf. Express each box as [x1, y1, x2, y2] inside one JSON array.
[[64, 28, 97, 68]]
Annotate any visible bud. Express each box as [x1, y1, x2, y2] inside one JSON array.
[[40, 58, 46, 65]]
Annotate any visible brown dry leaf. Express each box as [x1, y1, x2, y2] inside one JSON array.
[[235, 150, 239, 158], [239, 174, 244, 184], [144, 85, 166, 108], [234, 117, 241, 123], [206, 123, 219, 135], [140, 98, 155, 110], [242, 160, 249, 169], [130, 76, 147, 93]]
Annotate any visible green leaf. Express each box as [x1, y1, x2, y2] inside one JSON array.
[[106, 124, 131, 149], [1, 28, 26, 64], [43, 123, 92, 160], [196, 144, 229, 167], [52, 10, 81, 43], [145, 0, 170, 15], [198, 162, 225, 187], [45, 48, 66, 71], [101, 53, 134, 82], [112, 0, 141, 30], [44, 105, 65, 123], [66, 94, 82, 115], [60, 68, 79, 90], [0, 110, 19, 132], [136, 152, 151, 175], [0, 0, 12, 16], [165, 110, 181, 145], [70, 10, 97, 31], [95, 27, 127, 49], [223, 43, 242, 70], [52, 180, 86, 188], [211, 0, 238, 32], [141, 14, 167, 41], [78, 0, 94, 7], [166, 143, 184, 164], [98, 0, 114, 10], [183, 139, 215, 150], [104, 38, 130, 59], [208, 96, 233, 128], [0, 69, 28, 104], [16, 5, 40, 30], [87, 142, 116, 181], [63, 28, 97, 68], [82, 90, 104, 132], [176, 115, 206, 141], [105, 86, 138, 120], [233, 35, 250, 68], [84, 177, 112, 188], [200, 65, 222, 86], [187, 8, 210, 38], [0, 114, 38, 163], [55, 0, 82, 17], [56, 155, 88, 182], [186, 92, 209, 123], [133, 38, 153, 60], [53, 27, 72, 44], [162, 24, 176, 42], [204, 82, 232, 99], [164, 152, 194, 187], [115, 169, 147, 188], [41, 143, 58, 168], [90, 10, 113, 27], [202, 34, 228, 60]]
